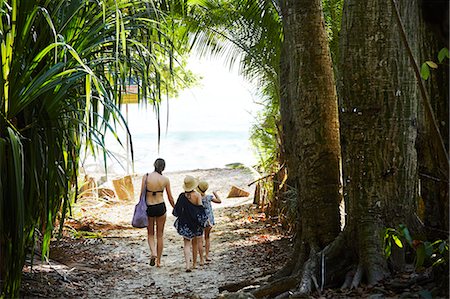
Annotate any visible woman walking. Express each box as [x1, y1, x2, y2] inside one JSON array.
[[140, 158, 175, 267], [173, 175, 208, 272]]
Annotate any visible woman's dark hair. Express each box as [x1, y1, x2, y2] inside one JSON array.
[[154, 158, 165, 174]]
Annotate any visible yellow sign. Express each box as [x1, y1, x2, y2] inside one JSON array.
[[122, 93, 139, 104], [121, 85, 139, 104]]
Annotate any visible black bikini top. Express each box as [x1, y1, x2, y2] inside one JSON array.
[[147, 189, 163, 196], [145, 173, 163, 196]]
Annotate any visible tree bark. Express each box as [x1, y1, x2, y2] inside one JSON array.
[[416, 1, 449, 239], [280, 0, 342, 247], [277, 0, 342, 293], [250, 0, 437, 297], [339, 0, 421, 284]]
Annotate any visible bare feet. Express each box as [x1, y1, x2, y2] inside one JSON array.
[[150, 256, 156, 266]]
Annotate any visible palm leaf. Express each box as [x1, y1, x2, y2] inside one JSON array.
[[0, 0, 193, 297]]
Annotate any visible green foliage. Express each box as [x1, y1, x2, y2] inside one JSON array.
[[68, 228, 103, 239], [181, 0, 284, 209], [225, 162, 247, 170], [415, 239, 448, 269], [420, 47, 449, 80], [322, 0, 344, 67], [384, 225, 448, 270], [438, 47, 449, 63], [384, 226, 407, 258], [420, 61, 437, 80]]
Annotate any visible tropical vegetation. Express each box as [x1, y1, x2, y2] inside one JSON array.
[[0, 0, 194, 297], [1, 0, 448, 297]]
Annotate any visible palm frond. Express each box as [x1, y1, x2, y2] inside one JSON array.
[[0, 0, 194, 297]]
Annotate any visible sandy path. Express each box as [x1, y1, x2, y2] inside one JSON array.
[[21, 168, 291, 299]]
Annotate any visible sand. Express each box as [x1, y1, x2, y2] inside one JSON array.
[[20, 167, 291, 299]]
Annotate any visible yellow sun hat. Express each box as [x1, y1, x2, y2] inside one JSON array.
[[197, 180, 209, 193], [183, 175, 198, 192]]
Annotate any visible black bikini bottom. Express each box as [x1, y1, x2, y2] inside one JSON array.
[[146, 202, 167, 217]]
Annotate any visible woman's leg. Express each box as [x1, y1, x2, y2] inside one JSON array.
[[196, 236, 204, 266], [204, 226, 212, 261], [147, 217, 157, 260], [147, 217, 156, 255], [183, 238, 192, 271], [155, 213, 166, 267], [192, 237, 198, 268]]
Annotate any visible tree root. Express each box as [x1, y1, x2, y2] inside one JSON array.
[[236, 214, 424, 297], [340, 269, 355, 289], [251, 276, 299, 298], [218, 269, 279, 293], [234, 227, 405, 297], [253, 230, 354, 298], [296, 246, 319, 294], [350, 263, 363, 289], [270, 239, 304, 281], [340, 265, 364, 290], [219, 279, 259, 293]]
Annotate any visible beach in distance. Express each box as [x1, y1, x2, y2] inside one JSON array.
[[82, 129, 257, 177], [82, 103, 258, 177], [130, 129, 257, 173], [76, 166, 260, 226]]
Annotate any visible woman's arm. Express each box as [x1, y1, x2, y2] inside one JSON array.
[[172, 194, 181, 217], [165, 178, 175, 208], [140, 175, 146, 199], [212, 191, 221, 203]]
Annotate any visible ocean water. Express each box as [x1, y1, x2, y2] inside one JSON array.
[[131, 130, 255, 173], [82, 129, 256, 175]]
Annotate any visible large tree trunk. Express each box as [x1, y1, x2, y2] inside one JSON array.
[[275, 0, 342, 293], [249, 1, 432, 298], [417, 1, 449, 239], [339, 0, 421, 284]]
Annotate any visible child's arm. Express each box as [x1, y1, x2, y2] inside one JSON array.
[[212, 191, 221, 203]]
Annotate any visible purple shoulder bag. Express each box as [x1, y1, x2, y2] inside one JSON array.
[[132, 174, 149, 228]]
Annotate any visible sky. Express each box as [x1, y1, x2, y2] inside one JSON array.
[[84, 55, 261, 174], [128, 55, 258, 134]]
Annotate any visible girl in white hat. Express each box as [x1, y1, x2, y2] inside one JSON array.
[[173, 175, 208, 272], [197, 180, 221, 262]]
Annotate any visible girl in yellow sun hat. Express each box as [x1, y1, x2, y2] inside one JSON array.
[[197, 180, 221, 262]]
